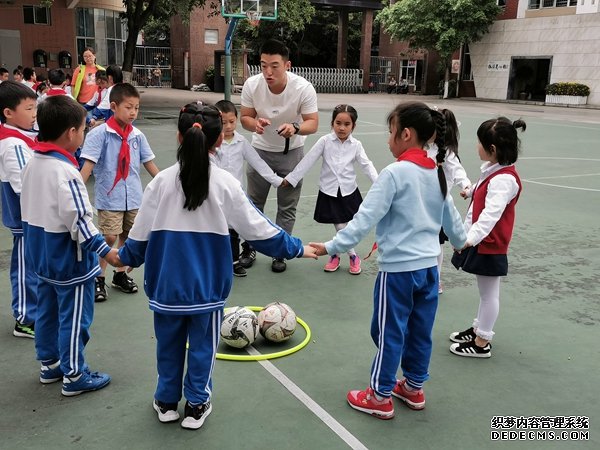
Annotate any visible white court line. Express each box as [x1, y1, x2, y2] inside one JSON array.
[[245, 346, 369, 450], [522, 179, 600, 192], [526, 173, 600, 181], [520, 157, 600, 162]]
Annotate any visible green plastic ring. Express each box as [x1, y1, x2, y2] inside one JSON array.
[[216, 306, 311, 361]]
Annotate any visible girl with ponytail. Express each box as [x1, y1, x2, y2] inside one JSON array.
[[309, 101, 467, 419], [117, 102, 317, 430], [426, 108, 473, 293]]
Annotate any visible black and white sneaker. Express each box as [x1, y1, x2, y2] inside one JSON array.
[[95, 277, 107, 302], [153, 399, 180, 423], [239, 243, 256, 268], [181, 401, 212, 430], [111, 271, 138, 293], [450, 341, 492, 358], [271, 258, 286, 273], [13, 321, 35, 339], [449, 327, 476, 343], [233, 263, 247, 277]]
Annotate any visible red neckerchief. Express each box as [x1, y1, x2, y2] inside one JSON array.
[[0, 124, 37, 148], [364, 148, 436, 260], [47, 88, 68, 96], [105, 116, 133, 194], [33, 141, 79, 168], [95, 86, 103, 106], [396, 148, 436, 168]]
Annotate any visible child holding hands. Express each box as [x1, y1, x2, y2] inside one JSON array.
[[284, 104, 378, 274], [311, 102, 466, 419], [449, 117, 525, 358], [117, 103, 317, 430]]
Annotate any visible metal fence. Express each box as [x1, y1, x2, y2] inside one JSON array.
[[132, 46, 172, 88], [248, 66, 363, 93]]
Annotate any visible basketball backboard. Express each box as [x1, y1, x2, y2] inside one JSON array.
[[221, 0, 278, 21]]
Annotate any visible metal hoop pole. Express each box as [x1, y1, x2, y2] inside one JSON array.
[[224, 18, 239, 101]]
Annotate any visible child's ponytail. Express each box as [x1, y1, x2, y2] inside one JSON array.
[[177, 103, 223, 210], [431, 109, 448, 199]]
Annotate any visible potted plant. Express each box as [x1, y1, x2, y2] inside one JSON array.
[[545, 82, 590, 106]]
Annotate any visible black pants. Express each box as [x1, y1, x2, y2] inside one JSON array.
[[229, 229, 240, 262]]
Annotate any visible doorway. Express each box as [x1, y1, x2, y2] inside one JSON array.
[[508, 57, 552, 101]]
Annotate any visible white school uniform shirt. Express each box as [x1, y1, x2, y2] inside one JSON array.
[[463, 161, 520, 246], [214, 131, 283, 188], [241, 72, 318, 152], [426, 144, 471, 192], [286, 132, 378, 196]]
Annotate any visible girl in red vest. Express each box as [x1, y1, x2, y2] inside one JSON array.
[[450, 117, 526, 358]]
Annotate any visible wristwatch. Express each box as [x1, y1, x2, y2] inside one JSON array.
[[292, 122, 300, 135]]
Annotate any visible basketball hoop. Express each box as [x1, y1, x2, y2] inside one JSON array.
[[246, 10, 262, 27]]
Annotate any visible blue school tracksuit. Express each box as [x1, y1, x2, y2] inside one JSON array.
[[326, 152, 467, 396], [0, 126, 38, 325], [119, 163, 304, 405], [21, 150, 110, 376]]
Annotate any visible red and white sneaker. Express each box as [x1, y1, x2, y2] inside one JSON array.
[[324, 255, 341, 272], [346, 387, 394, 419], [391, 379, 425, 410], [349, 255, 362, 275]]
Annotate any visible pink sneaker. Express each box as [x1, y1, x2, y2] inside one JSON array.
[[391, 379, 425, 410], [324, 255, 340, 272], [347, 387, 394, 419], [349, 254, 361, 275]]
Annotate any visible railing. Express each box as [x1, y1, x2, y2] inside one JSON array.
[[132, 46, 172, 88], [248, 66, 363, 93]]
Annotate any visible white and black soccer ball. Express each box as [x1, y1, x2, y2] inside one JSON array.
[[258, 302, 297, 342], [220, 306, 259, 348]]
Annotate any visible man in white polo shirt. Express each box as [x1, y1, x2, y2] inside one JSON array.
[[240, 39, 319, 273]]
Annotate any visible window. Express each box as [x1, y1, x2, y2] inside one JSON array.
[[205, 29, 219, 45], [76, 8, 126, 66], [529, 0, 577, 7], [497, 0, 506, 6], [23, 6, 51, 25]]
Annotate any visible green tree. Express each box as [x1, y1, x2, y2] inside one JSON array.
[[378, 0, 500, 97]]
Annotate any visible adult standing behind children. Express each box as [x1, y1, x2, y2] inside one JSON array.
[[21, 95, 120, 396], [240, 39, 319, 273], [80, 83, 159, 302], [0, 81, 39, 338], [72, 47, 105, 105]]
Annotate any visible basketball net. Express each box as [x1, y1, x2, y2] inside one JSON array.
[[246, 10, 262, 28]]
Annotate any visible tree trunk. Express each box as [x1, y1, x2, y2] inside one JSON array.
[[443, 66, 450, 99], [122, 26, 139, 84]]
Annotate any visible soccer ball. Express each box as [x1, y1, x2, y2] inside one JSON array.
[[258, 302, 297, 342], [220, 306, 259, 348]]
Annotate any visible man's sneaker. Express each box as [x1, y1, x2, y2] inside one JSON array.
[[153, 399, 180, 423], [239, 243, 256, 268], [349, 255, 362, 275], [40, 360, 63, 384], [233, 263, 247, 277], [271, 258, 286, 273], [95, 277, 107, 302], [61, 370, 111, 396], [181, 401, 212, 430], [450, 341, 492, 358], [346, 387, 394, 420], [324, 255, 340, 272], [449, 327, 477, 343], [392, 379, 425, 410], [13, 321, 34, 339], [111, 271, 138, 293]]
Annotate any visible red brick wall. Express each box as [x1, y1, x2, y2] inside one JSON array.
[[0, 2, 77, 74], [498, 0, 518, 20]]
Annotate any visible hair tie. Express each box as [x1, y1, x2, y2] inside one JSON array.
[[192, 122, 202, 129]]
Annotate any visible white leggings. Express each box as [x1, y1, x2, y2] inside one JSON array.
[[333, 223, 356, 256], [472, 275, 501, 341]]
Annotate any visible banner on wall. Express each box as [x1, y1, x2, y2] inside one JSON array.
[[487, 61, 509, 71]]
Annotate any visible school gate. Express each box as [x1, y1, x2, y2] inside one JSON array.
[[132, 46, 172, 88]]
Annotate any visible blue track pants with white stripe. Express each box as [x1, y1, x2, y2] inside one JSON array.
[[154, 309, 222, 405], [34, 280, 94, 377], [370, 267, 438, 397], [10, 234, 38, 325]]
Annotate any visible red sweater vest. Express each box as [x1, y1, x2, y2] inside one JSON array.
[[471, 165, 522, 255]]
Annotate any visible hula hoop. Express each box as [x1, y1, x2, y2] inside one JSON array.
[[216, 306, 311, 361]]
